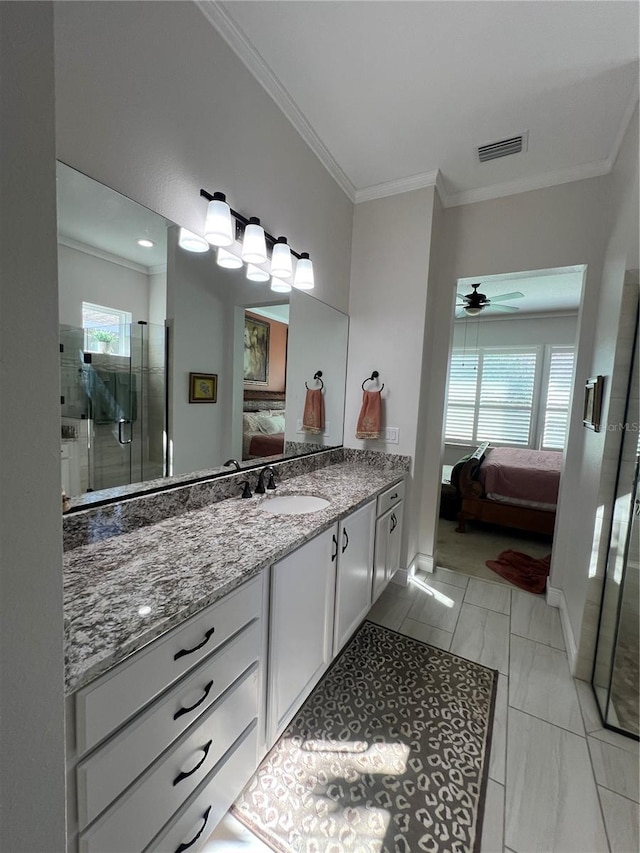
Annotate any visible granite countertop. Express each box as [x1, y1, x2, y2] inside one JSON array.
[[64, 462, 405, 694]]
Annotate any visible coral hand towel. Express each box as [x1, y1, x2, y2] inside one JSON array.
[[356, 390, 382, 439], [302, 388, 325, 434]]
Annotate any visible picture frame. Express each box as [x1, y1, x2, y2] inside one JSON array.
[[189, 372, 217, 403], [583, 375, 604, 432], [244, 315, 270, 384]]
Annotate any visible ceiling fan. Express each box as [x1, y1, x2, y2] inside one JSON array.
[[456, 283, 524, 318]]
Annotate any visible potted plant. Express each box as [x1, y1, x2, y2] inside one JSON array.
[[91, 329, 118, 354]]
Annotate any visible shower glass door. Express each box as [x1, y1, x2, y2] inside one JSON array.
[[60, 322, 166, 495]]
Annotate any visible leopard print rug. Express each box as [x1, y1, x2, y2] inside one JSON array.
[[232, 620, 497, 853]]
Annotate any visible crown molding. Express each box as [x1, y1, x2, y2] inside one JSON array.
[[443, 158, 613, 208], [354, 169, 442, 203], [58, 235, 154, 275], [454, 309, 580, 324], [606, 83, 639, 173], [197, 1, 356, 203]]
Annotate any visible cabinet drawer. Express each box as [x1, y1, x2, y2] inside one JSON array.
[[75, 575, 262, 755], [79, 664, 259, 853], [77, 619, 261, 830], [376, 480, 404, 517], [144, 721, 258, 853]]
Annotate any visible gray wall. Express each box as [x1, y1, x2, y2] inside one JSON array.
[[53, 1, 353, 314], [0, 3, 66, 850]]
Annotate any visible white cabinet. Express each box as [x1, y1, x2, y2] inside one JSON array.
[[267, 527, 336, 744], [68, 575, 265, 853], [373, 482, 405, 602], [333, 500, 376, 653]]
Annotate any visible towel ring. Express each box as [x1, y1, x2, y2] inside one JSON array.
[[362, 370, 384, 391], [305, 370, 324, 390]]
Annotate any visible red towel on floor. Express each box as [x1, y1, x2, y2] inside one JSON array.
[[486, 550, 551, 594], [302, 388, 325, 434], [355, 390, 382, 440]]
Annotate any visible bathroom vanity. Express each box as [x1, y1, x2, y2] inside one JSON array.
[[63, 456, 407, 853]]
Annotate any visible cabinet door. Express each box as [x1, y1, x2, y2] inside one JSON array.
[[372, 510, 391, 603], [268, 526, 337, 743], [334, 500, 375, 654], [386, 501, 404, 583]]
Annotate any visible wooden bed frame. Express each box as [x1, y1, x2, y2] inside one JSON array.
[[454, 443, 556, 537]]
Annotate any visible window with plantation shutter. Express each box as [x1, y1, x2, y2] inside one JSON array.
[[541, 348, 575, 450], [445, 347, 539, 447]]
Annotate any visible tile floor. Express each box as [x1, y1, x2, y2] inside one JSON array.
[[205, 568, 639, 853]]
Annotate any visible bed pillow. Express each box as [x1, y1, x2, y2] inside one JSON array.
[[255, 412, 286, 434], [243, 413, 261, 433]]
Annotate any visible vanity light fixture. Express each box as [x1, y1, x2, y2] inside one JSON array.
[[271, 277, 292, 293], [241, 217, 268, 265], [178, 227, 209, 253], [137, 238, 155, 248], [200, 188, 314, 290], [204, 192, 234, 247], [293, 253, 315, 290], [216, 247, 243, 269], [271, 236, 293, 279], [246, 264, 270, 282]]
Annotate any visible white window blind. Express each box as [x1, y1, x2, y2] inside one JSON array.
[[445, 348, 538, 446], [541, 348, 575, 450]]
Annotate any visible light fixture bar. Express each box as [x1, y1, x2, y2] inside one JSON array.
[[200, 188, 307, 261]]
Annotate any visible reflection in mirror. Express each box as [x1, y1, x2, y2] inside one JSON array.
[[56, 163, 349, 505], [592, 284, 639, 739]]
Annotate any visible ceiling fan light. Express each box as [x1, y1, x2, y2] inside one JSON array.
[[246, 263, 270, 282], [271, 236, 292, 279], [464, 306, 482, 316], [241, 217, 267, 264], [271, 276, 291, 293], [216, 247, 243, 269], [204, 192, 234, 247], [293, 253, 314, 290]]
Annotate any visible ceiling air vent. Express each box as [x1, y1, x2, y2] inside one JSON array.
[[477, 132, 528, 163]]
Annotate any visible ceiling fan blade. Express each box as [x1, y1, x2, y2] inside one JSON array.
[[486, 304, 519, 313], [455, 309, 467, 319], [489, 291, 525, 303]]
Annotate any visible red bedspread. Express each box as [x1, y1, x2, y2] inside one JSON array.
[[479, 448, 562, 505], [248, 433, 284, 458]]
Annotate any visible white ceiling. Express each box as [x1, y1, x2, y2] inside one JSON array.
[[456, 267, 584, 319], [56, 162, 169, 269], [204, 0, 639, 205]]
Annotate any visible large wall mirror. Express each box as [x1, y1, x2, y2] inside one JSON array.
[[57, 163, 348, 505]]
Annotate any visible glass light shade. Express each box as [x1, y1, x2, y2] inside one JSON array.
[[246, 264, 270, 282], [204, 193, 233, 247], [216, 247, 243, 269], [464, 306, 481, 316], [137, 238, 154, 248], [271, 276, 292, 293], [271, 237, 292, 279], [178, 228, 209, 253], [241, 218, 267, 264], [293, 253, 314, 290]]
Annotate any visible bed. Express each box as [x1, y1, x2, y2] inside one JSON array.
[[452, 442, 562, 536], [242, 395, 286, 460]]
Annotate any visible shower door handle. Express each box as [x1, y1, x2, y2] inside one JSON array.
[[118, 418, 133, 445]]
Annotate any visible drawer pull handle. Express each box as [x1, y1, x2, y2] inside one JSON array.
[[331, 534, 338, 562], [173, 739, 213, 786], [173, 680, 214, 721], [175, 805, 212, 853], [174, 627, 215, 661], [342, 529, 349, 553], [389, 492, 398, 500]]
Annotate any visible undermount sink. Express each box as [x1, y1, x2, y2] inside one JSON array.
[[259, 494, 330, 515]]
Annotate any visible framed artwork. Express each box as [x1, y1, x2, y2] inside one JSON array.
[[189, 372, 217, 403], [244, 315, 270, 384], [583, 375, 604, 431]]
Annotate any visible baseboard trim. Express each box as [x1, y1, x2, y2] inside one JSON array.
[[414, 553, 436, 574], [546, 585, 578, 672]]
